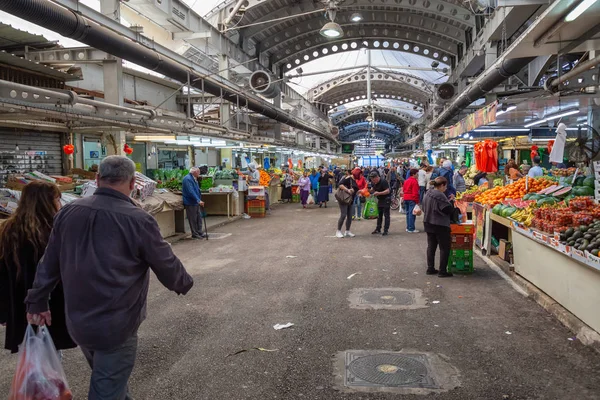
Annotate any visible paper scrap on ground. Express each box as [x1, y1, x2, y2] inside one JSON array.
[[432, 301, 440, 304], [273, 323, 294, 330], [568, 337, 576, 341], [505, 331, 512, 335], [347, 272, 361, 280], [362, 255, 373, 259], [286, 255, 297, 258], [225, 347, 279, 358], [434, 324, 439, 327]]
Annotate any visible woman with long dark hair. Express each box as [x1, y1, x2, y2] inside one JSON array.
[[0, 181, 76, 353]]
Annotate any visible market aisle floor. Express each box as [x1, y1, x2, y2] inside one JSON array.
[[2, 202, 600, 399]]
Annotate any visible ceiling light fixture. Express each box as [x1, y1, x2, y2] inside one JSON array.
[[545, 109, 579, 121], [320, 21, 343, 38], [350, 12, 363, 22], [565, 0, 598, 22], [495, 105, 517, 116], [524, 119, 548, 128]]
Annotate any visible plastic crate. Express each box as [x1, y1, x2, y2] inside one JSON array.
[[291, 194, 300, 203], [451, 233, 473, 250], [448, 254, 474, 274], [449, 249, 473, 259], [450, 223, 474, 235], [291, 185, 300, 195], [248, 186, 265, 198]]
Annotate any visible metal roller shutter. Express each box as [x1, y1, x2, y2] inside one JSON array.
[[0, 130, 63, 187]]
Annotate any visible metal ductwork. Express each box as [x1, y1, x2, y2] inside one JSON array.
[[0, 0, 335, 142], [249, 70, 280, 99], [428, 57, 535, 130]]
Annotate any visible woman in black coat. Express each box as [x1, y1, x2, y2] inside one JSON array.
[[0, 181, 76, 353]]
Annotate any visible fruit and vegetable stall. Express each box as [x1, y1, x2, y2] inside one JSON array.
[[469, 173, 600, 333]]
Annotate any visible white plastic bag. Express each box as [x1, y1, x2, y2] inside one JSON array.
[[10, 325, 72, 400], [307, 194, 315, 205], [412, 204, 422, 216]]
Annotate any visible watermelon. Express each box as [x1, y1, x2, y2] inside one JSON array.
[[537, 197, 557, 206], [501, 206, 517, 217], [492, 204, 503, 215], [564, 194, 574, 206], [523, 193, 534, 200], [583, 177, 595, 189], [553, 186, 572, 198], [574, 176, 586, 187], [573, 186, 594, 196]]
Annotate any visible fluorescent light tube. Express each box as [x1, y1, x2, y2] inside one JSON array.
[[524, 119, 547, 128], [545, 109, 579, 120], [473, 128, 530, 132], [565, 0, 597, 22], [495, 105, 517, 116]]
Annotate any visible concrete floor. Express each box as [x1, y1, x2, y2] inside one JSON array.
[[2, 202, 600, 399]]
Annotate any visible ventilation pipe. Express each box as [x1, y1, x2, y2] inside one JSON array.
[[0, 0, 335, 141], [428, 57, 535, 130]]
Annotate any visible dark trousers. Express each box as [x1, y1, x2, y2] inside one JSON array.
[[427, 229, 451, 273], [338, 202, 353, 231], [376, 205, 391, 232], [185, 204, 203, 238], [81, 334, 138, 400], [419, 186, 426, 203]]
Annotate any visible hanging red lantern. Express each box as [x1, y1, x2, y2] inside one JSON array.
[[530, 145, 539, 161], [63, 144, 75, 155], [123, 144, 134, 155]]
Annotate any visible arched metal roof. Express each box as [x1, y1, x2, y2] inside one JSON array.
[[307, 70, 432, 103], [331, 105, 415, 126], [341, 122, 399, 137], [226, 0, 474, 71]]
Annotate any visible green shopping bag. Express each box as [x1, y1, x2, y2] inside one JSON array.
[[363, 198, 379, 219]]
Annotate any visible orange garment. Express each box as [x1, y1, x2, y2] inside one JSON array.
[[509, 168, 521, 180]]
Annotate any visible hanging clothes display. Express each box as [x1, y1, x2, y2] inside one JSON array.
[[549, 123, 567, 164], [474, 140, 498, 173]]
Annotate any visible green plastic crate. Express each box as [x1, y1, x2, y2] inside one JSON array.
[[292, 194, 300, 203], [448, 254, 474, 274], [450, 249, 473, 259]]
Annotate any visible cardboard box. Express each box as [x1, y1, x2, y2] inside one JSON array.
[[450, 223, 474, 235], [499, 239, 512, 262]]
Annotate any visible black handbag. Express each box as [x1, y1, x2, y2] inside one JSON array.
[[335, 178, 354, 205]]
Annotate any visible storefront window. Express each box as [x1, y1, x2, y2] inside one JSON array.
[[83, 138, 106, 170]]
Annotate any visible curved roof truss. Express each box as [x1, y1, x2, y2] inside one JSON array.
[[332, 105, 415, 126], [316, 79, 430, 109], [228, 0, 473, 71], [342, 123, 399, 137], [308, 70, 432, 103], [341, 130, 400, 143]]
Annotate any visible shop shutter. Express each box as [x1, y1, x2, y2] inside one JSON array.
[[0, 130, 63, 187]]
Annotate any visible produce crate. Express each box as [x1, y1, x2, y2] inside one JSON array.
[[292, 193, 300, 203], [292, 185, 300, 195], [248, 186, 265, 198], [247, 199, 266, 218], [449, 249, 473, 259], [450, 223, 474, 235], [448, 254, 474, 274], [451, 233, 473, 250]]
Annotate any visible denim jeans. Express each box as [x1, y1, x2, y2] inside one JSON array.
[[405, 200, 417, 231], [419, 186, 426, 203], [352, 195, 362, 218]]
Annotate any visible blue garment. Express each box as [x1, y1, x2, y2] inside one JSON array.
[[439, 168, 456, 198], [352, 194, 362, 219], [528, 166, 543, 178], [405, 200, 417, 232], [182, 173, 201, 206], [310, 173, 320, 190]]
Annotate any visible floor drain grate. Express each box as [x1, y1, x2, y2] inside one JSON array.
[[346, 352, 437, 389], [348, 288, 428, 310]]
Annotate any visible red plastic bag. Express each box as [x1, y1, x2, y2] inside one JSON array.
[[9, 325, 73, 400]]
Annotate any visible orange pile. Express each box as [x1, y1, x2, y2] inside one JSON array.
[[474, 177, 554, 206], [259, 170, 271, 187]]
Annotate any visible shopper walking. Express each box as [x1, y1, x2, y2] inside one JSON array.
[[317, 168, 332, 208], [352, 168, 367, 220], [453, 165, 468, 193], [418, 164, 428, 203], [336, 170, 359, 238], [298, 170, 311, 208], [310, 169, 320, 200], [422, 176, 454, 277], [183, 166, 205, 239], [25, 156, 194, 400], [280, 169, 293, 203], [403, 168, 421, 233], [369, 171, 392, 236], [0, 181, 76, 354], [439, 160, 457, 199]]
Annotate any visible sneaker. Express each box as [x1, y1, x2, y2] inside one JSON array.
[[438, 271, 454, 277], [426, 268, 439, 275], [407, 230, 420, 233], [357, 217, 362, 220], [345, 231, 356, 238], [336, 230, 344, 238], [352, 215, 356, 220], [372, 230, 381, 235]]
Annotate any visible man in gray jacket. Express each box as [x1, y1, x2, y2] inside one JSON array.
[[453, 165, 468, 193], [26, 156, 194, 400]]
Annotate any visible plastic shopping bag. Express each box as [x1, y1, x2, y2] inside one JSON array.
[[10, 325, 72, 400], [412, 204, 422, 216], [307, 194, 315, 205], [363, 198, 379, 219]]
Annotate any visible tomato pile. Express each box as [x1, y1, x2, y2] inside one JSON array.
[[474, 177, 554, 206], [533, 199, 600, 233]]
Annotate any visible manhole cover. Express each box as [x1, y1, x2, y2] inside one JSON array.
[[333, 350, 461, 394], [348, 288, 428, 310], [347, 352, 435, 388]]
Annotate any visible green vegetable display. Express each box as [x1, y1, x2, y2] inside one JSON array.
[[154, 169, 187, 191]]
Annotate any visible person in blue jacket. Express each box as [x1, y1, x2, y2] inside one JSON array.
[[439, 160, 457, 200], [182, 167, 205, 239], [310, 169, 320, 200]]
